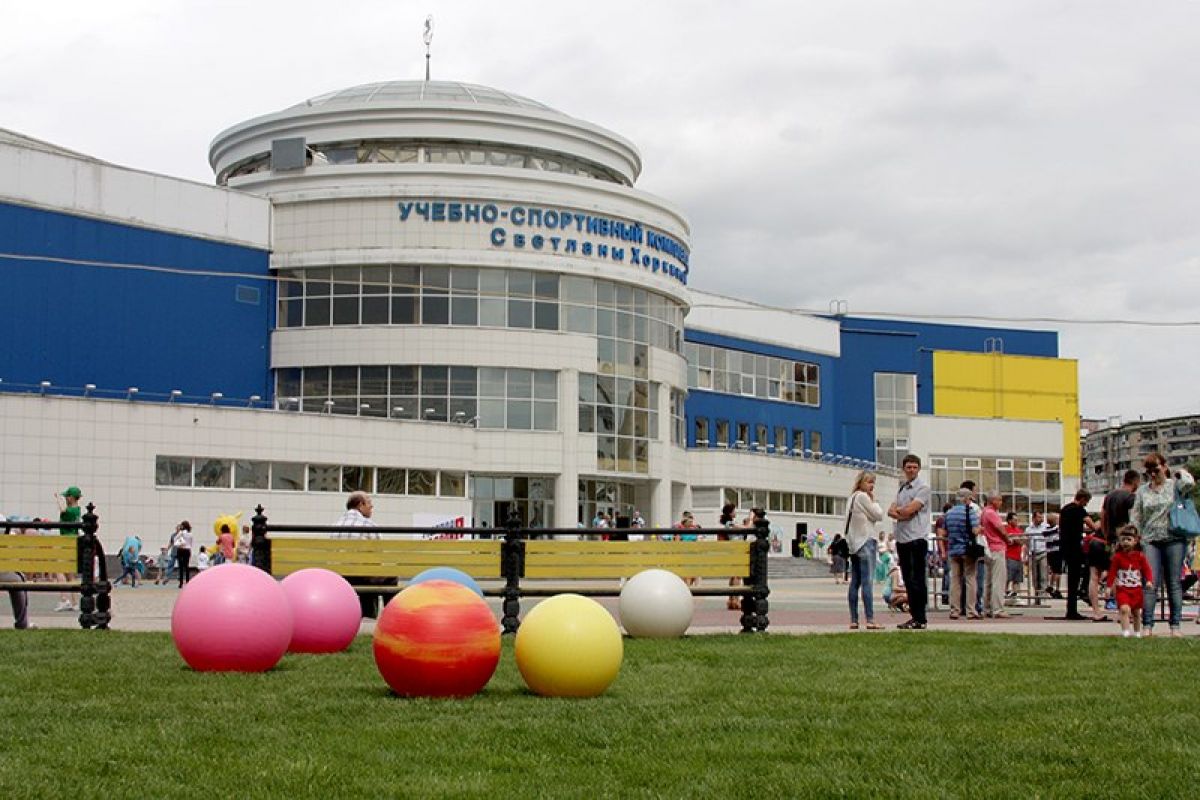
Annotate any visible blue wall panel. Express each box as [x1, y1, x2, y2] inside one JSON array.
[[0, 201, 273, 403]]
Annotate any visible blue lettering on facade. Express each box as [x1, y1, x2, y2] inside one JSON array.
[[399, 199, 688, 285]]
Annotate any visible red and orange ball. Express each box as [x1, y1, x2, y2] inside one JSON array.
[[372, 579, 500, 698]]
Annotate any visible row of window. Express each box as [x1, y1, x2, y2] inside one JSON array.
[[278, 266, 686, 354], [225, 140, 627, 185], [579, 373, 659, 474], [276, 365, 557, 429], [928, 454, 1064, 521], [692, 487, 845, 517], [684, 342, 820, 406], [692, 418, 822, 455], [155, 456, 466, 497]]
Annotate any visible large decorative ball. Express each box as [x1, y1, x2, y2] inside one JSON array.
[[515, 594, 623, 697], [408, 566, 485, 598], [372, 580, 500, 698], [619, 568, 695, 638], [281, 568, 362, 654], [171, 563, 292, 672]]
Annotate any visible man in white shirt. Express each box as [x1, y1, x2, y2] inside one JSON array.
[[1025, 510, 1050, 598], [333, 491, 389, 618], [335, 491, 379, 538], [888, 454, 932, 629]]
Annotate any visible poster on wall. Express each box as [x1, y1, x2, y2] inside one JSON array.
[[412, 512, 468, 539]]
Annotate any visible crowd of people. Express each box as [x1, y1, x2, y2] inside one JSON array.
[[839, 452, 1200, 636], [9, 456, 1200, 636]]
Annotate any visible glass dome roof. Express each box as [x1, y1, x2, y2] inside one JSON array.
[[291, 80, 561, 115]]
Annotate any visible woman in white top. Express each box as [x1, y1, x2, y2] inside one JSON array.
[[846, 470, 885, 630]]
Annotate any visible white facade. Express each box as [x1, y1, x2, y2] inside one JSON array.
[[0, 130, 269, 249]]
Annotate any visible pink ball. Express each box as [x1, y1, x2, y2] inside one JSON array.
[[281, 568, 362, 654], [171, 563, 293, 672]]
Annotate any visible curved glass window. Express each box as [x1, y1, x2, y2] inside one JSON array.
[[275, 365, 556, 431], [277, 266, 685, 355], [223, 139, 628, 186]]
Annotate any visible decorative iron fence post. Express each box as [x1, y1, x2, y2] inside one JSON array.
[[740, 514, 770, 632], [78, 503, 110, 630], [251, 506, 271, 574], [500, 507, 523, 634]]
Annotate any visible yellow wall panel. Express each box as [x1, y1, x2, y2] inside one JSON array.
[[933, 351, 1079, 477]]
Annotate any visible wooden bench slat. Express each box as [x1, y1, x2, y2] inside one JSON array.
[[272, 552, 500, 568], [270, 537, 501, 555], [525, 540, 750, 555], [271, 558, 502, 578], [522, 551, 749, 567], [0, 557, 77, 572], [523, 565, 749, 579], [0, 537, 78, 551]]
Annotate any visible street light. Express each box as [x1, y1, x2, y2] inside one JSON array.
[[210, 392, 224, 405], [248, 394, 261, 407], [83, 383, 96, 397], [126, 387, 139, 400], [169, 389, 182, 402], [39, 380, 51, 395]]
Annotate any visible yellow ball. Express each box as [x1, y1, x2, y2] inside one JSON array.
[[515, 594, 623, 697]]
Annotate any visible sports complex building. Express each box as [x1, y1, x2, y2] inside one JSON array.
[[0, 79, 1081, 551]]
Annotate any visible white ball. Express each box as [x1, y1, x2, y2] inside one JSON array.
[[619, 569, 695, 638]]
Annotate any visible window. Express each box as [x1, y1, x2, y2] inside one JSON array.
[[308, 465, 341, 492], [716, 420, 730, 448], [271, 462, 305, 491], [156, 456, 192, 487], [695, 418, 710, 446], [194, 459, 232, 489], [234, 460, 270, 490], [874, 372, 916, 468]]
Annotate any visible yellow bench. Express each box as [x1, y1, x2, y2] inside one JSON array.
[[252, 506, 770, 633], [0, 511, 112, 629], [521, 538, 769, 632], [269, 536, 503, 579]]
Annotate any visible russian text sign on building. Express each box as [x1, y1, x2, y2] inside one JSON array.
[[398, 200, 690, 286]]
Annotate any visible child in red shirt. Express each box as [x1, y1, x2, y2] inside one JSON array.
[[1107, 525, 1153, 638]]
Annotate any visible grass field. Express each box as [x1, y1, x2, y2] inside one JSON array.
[[0, 631, 1194, 799]]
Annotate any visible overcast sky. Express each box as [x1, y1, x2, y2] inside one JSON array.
[[5, 0, 1198, 422]]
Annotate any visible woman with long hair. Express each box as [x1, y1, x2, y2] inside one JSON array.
[[1131, 453, 1195, 637], [845, 470, 885, 630], [718, 502, 742, 609]]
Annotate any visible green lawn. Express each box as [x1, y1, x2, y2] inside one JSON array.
[[0, 631, 1192, 799]]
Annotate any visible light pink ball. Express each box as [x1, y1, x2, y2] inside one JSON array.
[[281, 568, 362, 654], [171, 563, 293, 672]]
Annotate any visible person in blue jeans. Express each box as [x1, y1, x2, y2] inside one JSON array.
[[845, 471, 885, 630], [114, 534, 143, 587], [1132, 454, 1194, 637]]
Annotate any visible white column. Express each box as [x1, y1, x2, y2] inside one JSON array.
[[555, 368, 580, 532]]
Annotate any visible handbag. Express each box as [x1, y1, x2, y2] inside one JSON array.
[[1169, 484, 1200, 539], [963, 505, 986, 559]]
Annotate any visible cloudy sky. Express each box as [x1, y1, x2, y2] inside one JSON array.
[[5, 1, 1198, 422]]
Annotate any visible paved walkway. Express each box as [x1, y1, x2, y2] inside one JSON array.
[[16, 575, 1200, 637]]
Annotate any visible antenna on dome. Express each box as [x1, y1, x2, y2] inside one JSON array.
[[423, 15, 434, 82]]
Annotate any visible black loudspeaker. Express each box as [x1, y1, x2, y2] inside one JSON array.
[[792, 522, 808, 558]]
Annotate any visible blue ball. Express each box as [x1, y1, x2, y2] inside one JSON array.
[[409, 566, 484, 597]]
